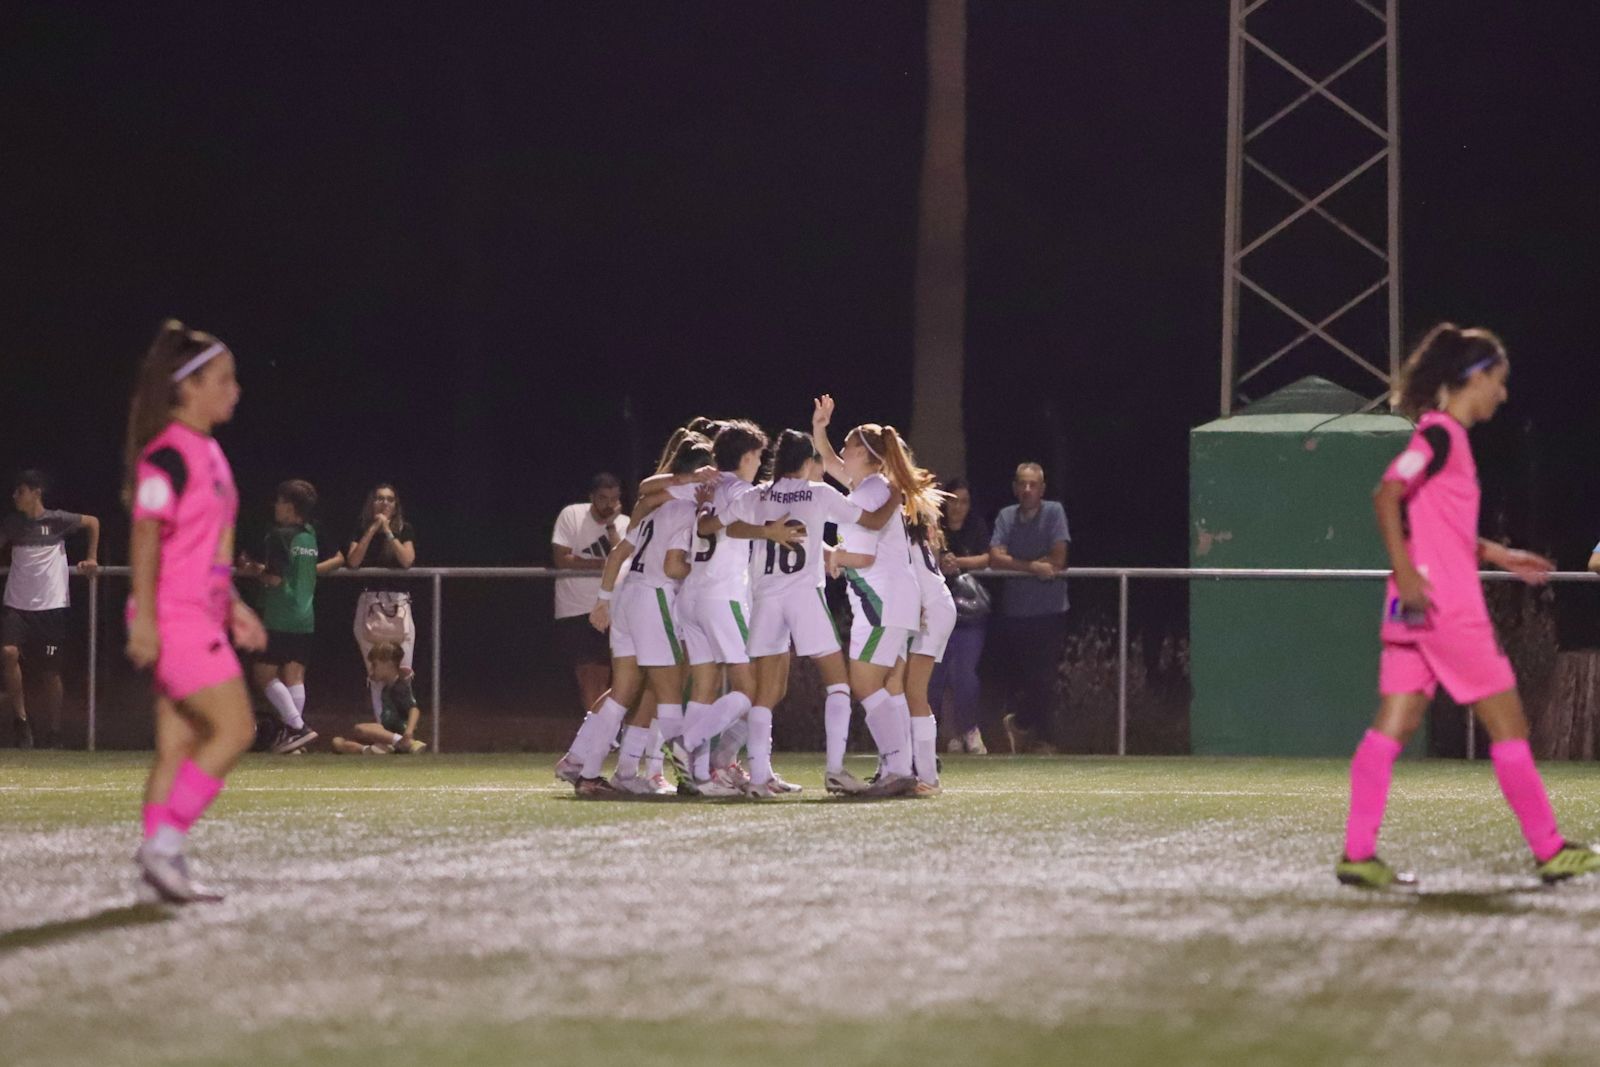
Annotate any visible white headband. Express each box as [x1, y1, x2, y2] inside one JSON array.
[[171, 342, 226, 383], [855, 430, 884, 464]]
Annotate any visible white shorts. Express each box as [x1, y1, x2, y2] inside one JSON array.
[[749, 586, 842, 659], [612, 584, 683, 668], [910, 591, 957, 662], [849, 615, 913, 669], [680, 591, 750, 667]]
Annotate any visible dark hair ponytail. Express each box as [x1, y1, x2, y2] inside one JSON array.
[[771, 429, 819, 479], [122, 319, 221, 509], [1392, 322, 1506, 419]]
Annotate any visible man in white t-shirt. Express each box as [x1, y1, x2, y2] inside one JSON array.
[[551, 473, 630, 714], [1, 470, 100, 749]]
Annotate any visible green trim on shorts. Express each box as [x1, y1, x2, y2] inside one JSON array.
[[656, 588, 684, 664], [729, 600, 749, 642], [858, 625, 886, 663], [819, 587, 843, 643]]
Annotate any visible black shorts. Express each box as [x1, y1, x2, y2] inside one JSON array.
[[259, 629, 314, 667], [554, 614, 611, 669], [1, 607, 68, 669]]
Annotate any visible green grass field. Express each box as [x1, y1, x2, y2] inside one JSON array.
[[5, 752, 1600, 1066]]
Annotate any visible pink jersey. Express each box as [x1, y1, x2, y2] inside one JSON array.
[[131, 421, 239, 624], [1379, 411, 1486, 642]]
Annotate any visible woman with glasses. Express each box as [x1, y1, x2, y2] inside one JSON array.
[[347, 484, 418, 716]]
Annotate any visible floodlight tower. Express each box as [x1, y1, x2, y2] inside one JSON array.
[[1219, 0, 1401, 415]]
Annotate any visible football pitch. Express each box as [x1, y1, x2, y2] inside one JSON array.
[[5, 753, 1600, 1067]]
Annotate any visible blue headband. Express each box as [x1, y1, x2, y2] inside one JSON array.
[[1458, 354, 1502, 381]]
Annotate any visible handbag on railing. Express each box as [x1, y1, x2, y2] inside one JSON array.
[[949, 571, 992, 622], [361, 591, 412, 644]]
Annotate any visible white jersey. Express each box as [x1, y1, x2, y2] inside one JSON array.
[[750, 477, 862, 599], [839, 473, 920, 631], [622, 499, 696, 590], [681, 472, 762, 599], [912, 536, 953, 605]]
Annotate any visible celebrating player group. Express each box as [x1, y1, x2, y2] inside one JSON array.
[[552, 397, 952, 801]]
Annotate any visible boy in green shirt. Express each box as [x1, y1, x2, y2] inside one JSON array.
[[239, 480, 343, 753], [331, 642, 427, 754]]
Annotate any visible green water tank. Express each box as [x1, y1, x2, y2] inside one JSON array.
[[1189, 377, 1417, 755]]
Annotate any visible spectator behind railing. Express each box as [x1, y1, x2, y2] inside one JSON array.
[[551, 473, 629, 717], [928, 476, 991, 755], [237, 479, 344, 755], [346, 483, 418, 718], [988, 462, 1070, 753], [1, 469, 100, 748]]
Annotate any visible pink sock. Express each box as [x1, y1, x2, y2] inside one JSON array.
[[1343, 730, 1403, 861], [142, 803, 169, 839], [165, 760, 225, 834], [1491, 738, 1564, 863]]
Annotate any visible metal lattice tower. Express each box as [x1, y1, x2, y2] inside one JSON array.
[[1220, 0, 1400, 415]]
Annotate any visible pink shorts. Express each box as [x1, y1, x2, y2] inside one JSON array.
[[129, 602, 242, 703], [1379, 623, 1515, 706]]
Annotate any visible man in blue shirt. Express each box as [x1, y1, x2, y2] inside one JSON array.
[[989, 463, 1070, 752]]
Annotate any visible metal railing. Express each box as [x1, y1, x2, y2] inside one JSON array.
[[12, 564, 1596, 754]]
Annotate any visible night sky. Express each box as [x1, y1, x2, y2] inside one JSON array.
[[3, 2, 1597, 585]]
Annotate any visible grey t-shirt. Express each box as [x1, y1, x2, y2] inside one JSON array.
[[2, 509, 83, 611], [991, 501, 1071, 617]]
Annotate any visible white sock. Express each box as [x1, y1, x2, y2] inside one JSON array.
[[149, 823, 186, 857], [706, 691, 753, 749], [824, 684, 852, 773], [887, 694, 914, 776], [581, 698, 628, 778], [390, 731, 404, 747], [861, 688, 895, 759], [288, 683, 306, 715], [264, 679, 303, 730], [565, 711, 603, 762], [747, 706, 774, 785], [656, 703, 685, 744], [714, 717, 749, 768], [645, 719, 665, 778], [912, 714, 939, 784], [368, 679, 384, 721], [692, 742, 712, 783], [681, 701, 716, 754], [616, 724, 651, 779]]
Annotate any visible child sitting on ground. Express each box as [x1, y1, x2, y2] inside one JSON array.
[[331, 642, 427, 755]]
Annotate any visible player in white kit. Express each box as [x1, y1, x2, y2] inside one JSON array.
[[812, 395, 937, 797], [566, 433, 710, 797], [675, 420, 806, 796], [906, 513, 957, 793], [745, 430, 896, 796]]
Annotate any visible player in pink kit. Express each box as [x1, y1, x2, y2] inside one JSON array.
[[1337, 323, 1600, 888], [123, 321, 267, 903]]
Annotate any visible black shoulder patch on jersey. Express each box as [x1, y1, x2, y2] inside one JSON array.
[[1419, 425, 1451, 480], [147, 447, 188, 497]]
